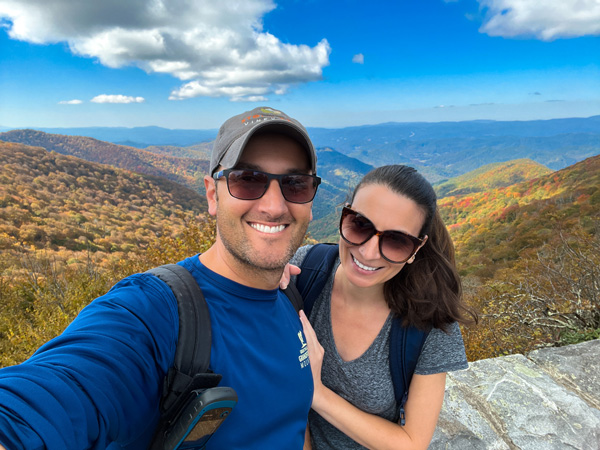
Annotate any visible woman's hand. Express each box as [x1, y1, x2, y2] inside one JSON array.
[[299, 310, 325, 400], [280, 263, 301, 289]]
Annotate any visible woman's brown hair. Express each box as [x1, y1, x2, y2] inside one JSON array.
[[350, 165, 477, 331]]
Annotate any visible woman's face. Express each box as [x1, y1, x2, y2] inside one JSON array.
[[338, 183, 427, 290]]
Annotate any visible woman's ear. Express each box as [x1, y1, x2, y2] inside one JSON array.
[[407, 235, 428, 264]]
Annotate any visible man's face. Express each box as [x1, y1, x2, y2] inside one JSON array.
[[207, 133, 314, 273]]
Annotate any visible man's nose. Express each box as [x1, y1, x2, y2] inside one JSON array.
[[256, 179, 288, 215]]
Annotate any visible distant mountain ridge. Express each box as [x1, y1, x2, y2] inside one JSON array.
[[3, 115, 598, 146], [0, 126, 218, 148], [3, 115, 598, 181], [2, 117, 599, 242]]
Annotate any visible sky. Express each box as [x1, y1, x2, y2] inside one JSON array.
[[0, 0, 599, 129]]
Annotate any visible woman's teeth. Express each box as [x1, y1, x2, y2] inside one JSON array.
[[353, 255, 377, 271]]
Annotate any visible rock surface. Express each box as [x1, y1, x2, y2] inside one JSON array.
[[430, 339, 600, 450]]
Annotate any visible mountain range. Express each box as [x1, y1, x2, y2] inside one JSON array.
[[2, 131, 598, 282], [2, 115, 598, 181], [1, 115, 599, 241]]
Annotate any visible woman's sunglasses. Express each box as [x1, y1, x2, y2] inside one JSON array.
[[339, 206, 426, 263], [213, 169, 321, 204]]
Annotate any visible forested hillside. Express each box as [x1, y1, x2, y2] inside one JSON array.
[[0, 131, 373, 231], [0, 141, 208, 255], [434, 159, 552, 198], [309, 148, 373, 228], [144, 142, 212, 160], [0, 130, 209, 193], [0, 141, 214, 365], [444, 155, 600, 360], [441, 154, 599, 279]]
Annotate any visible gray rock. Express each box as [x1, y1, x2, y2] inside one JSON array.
[[430, 375, 511, 450], [429, 340, 600, 450], [528, 339, 600, 410]]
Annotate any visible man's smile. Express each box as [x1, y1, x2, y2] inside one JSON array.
[[249, 222, 287, 234]]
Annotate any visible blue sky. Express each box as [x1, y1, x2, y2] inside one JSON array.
[[0, 0, 598, 129]]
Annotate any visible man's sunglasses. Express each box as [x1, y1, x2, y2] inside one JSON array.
[[339, 205, 426, 263], [213, 169, 321, 204]]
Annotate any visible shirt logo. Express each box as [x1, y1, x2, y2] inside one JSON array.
[[298, 330, 309, 369]]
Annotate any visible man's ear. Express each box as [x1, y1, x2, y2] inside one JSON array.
[[204, 175, 218, 216]]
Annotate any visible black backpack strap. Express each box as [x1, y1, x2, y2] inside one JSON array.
[[281, 282, 304, 313], [146, 264, 222, 450], [295, 243, 339, 317], [389, 318, 429, 425]]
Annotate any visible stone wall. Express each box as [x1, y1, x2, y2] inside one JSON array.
[[430, 339, 600, 449]]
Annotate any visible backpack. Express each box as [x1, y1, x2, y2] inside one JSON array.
[[145, 263, 303, 450], [295, 244, 430, 425]]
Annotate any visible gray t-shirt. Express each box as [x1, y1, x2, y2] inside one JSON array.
[[290, 245, 468, 450]]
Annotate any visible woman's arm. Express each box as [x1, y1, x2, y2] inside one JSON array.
[[300, 312, 446, 450]]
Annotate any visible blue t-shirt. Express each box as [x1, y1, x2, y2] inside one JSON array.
[[0, 254, 313, 450]]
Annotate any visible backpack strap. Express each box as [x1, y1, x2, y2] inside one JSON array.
[[281, 282, 304, 313], [295, 243, 339, 316], [146, 264, 222, 450], [390, 319, 429, 425]]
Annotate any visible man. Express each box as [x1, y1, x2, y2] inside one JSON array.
[[0, 107, 320, 450]]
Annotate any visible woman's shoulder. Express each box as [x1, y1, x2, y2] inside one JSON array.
[[414, 321, 468, 375], [289, 244, 316, 267]]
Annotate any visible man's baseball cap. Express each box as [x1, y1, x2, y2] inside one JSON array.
[[210, 106, 317, 175]]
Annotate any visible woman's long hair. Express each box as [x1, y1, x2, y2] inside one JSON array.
[[350, 165, 477, 331]]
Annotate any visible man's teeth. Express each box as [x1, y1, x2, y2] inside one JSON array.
[[250, 223, 286, 234], [353, 255, 378, 271]]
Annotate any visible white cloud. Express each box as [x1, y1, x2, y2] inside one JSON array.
[[58, 99, 83, 105], [352, 53, 364, 64], [231, 95, 269, 103], [478, 0, 600, 40], [91, 95, 145, 104], [0, 0, 330, 101]]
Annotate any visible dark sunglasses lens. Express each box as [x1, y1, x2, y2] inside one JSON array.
[[281, 175, 316, 203], [381, 232, 416, 262], [227, 170, 268, 199], [341, 212, 375, 244]]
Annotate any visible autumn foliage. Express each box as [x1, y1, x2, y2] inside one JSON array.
[[445, 156, 600, 360], [0, 139, 599, 366], [0, 141, 215, 366]]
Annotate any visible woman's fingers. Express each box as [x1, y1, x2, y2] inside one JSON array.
[[279, 264, 301, 289]]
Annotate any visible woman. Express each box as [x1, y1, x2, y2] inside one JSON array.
[[291, 165, 476, 450]]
